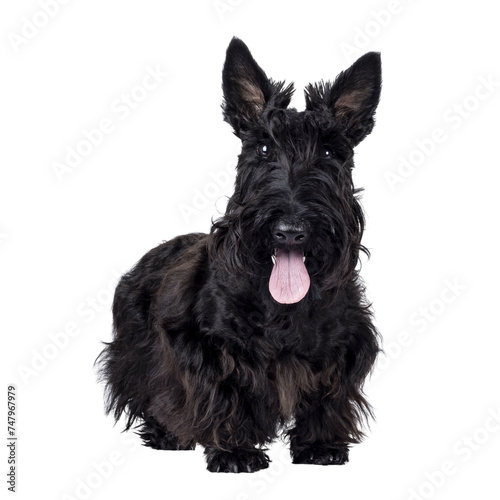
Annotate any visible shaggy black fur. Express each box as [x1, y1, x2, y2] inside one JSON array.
[[97, 38, 382, 473]]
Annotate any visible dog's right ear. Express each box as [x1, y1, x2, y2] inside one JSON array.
[[222, 37, 293, 136]]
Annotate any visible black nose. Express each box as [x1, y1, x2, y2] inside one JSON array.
[[272, 222, 309, 245]]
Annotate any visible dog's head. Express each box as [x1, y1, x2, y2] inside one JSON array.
[[210, 38, 381, 304]]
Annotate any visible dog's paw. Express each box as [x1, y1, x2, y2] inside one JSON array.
[[291, 444, 349, 465], [205, 447, 270, 473], [138, 417, 195, 451]]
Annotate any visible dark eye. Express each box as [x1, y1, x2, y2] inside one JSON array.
[[257, 144, 270, 158], [322, 147, 333, 159]]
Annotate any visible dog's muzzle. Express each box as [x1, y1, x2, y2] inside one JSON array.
[[269, 221, 310, 304]]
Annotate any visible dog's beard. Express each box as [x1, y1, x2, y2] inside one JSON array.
[[210, 204, 362, 301], [269, 248, 310, 304]]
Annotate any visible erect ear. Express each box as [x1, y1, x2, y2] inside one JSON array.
[[222, 37, 294, 136], [305, 52, 382, 146]]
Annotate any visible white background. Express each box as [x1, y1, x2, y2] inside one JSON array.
[[1, 1, 500, 499]]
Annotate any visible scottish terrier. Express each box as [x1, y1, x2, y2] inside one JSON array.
[[97, 37, 381, 473]]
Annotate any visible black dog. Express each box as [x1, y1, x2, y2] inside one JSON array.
[[97, 38, 381, 473]]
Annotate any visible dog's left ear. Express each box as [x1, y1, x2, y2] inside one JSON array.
[[222, 37, 293, 136], [305, 52, 382, 146]]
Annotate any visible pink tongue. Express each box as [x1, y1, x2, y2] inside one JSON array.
[[269, 249, 310, 304]]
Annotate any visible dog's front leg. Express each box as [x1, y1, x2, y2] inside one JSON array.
[[199, 375, 273, 473], [198, 362, 273, 473], [287, 391, 353, 465], [286, 352, 376, 466], [166, 335, 273, 473]]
